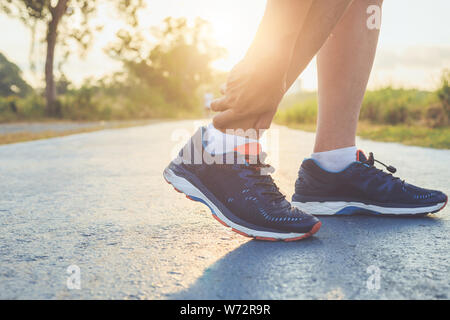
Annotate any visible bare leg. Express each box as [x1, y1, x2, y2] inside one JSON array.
[[285, 0, 355, 87], [212, 0, 353, 132], [213, 0, 313, 133], [314, 0, 383, 152]]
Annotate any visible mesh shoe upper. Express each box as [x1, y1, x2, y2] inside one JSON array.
[[169, 127, 319, 233], [293, 150, 447, 206]]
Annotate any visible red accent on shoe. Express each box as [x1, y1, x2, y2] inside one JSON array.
[[356, 149, 367, 162], [255, 236, 278, 241], [284, 221, 322, 241], [212, 214, 229, 227], [234, 142, 262, 156], [438, 197, 448, 212], [231, 228, 252, 238]]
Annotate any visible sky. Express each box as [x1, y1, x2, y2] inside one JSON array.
[[1, 0, 449, 91]]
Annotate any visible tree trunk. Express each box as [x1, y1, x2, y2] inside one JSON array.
[[45, 21, 57, 116], [45, 0, 68, 116]]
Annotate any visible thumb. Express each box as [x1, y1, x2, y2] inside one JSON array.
[[213, 109, 242, 130], [220, 83, 227, 95], [210, 96, 231, 112]]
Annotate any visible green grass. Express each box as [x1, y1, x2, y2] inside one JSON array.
[[275, 84, 450, 149], [357, 123, 450, 149], [278, 121, 450, 149]]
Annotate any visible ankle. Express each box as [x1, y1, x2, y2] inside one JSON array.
[[204, 123, 259, 155], [311, 146, 357, 172]]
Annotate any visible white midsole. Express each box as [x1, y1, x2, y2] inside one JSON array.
[[292, 200, 446, 216], [164, 168, 307, 239]]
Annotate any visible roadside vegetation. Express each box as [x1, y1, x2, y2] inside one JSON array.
[[0, 17, 225, 124], [275, 70, 450, 149], [0, 2, 448, 149]]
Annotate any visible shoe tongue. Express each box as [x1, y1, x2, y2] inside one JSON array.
[[234, 142, 262, 156], [356, 149, 368, 162], [234, 142, 284, 203]]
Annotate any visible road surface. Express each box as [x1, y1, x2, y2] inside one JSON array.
[[0, 120, 153, 135], [0, 120, 449, 299]]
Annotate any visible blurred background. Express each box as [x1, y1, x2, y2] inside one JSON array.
[[0, 0, 449, 148]]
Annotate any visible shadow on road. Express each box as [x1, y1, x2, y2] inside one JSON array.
[[169, 214, 443, 299]]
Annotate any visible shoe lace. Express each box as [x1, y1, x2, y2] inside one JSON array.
[[240, 152, 287, 203], [362, 152, 404, 183]]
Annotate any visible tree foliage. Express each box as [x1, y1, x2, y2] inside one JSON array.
[[107, 17, 226, 111], [0, 0, 144, 115], [0, 3, 226, 119], [0, 52, 32, 97]]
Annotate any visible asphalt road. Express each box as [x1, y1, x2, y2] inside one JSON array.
[[0, 120, 155, 134], [0, 120, 449, 299]]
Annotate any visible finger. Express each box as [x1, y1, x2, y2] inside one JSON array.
[[220, 83, 227, 95], [213, 109, 243, 129], [210, 96, 231, 112], [254, 109, 277, 130]]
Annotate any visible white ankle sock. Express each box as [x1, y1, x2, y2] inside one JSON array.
[[311, 146, 357, 172], [204, 123, 259, 155]]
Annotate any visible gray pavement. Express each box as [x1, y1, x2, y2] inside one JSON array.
[[0, 121, 105, 134], [0, 120, 449, 299], [0, 120, 154, 134]]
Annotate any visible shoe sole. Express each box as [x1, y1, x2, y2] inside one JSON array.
[[292, 198, 448, 216], [163, 168, 321, 241]]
